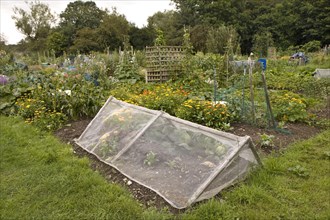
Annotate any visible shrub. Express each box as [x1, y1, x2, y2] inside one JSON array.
[[112, 84, 189, 116], [15, 95, 67, 131], [136, 85, 189, 115], [271, 92, 308, 122], [301, 40, 321, 53], [176, 99, 233, 131]]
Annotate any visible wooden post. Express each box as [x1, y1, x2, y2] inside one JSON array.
[[261, 70, 276, 128], [248, 59, 256, 124]]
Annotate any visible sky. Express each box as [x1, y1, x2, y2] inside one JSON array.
[[0, 0, 175, 44]]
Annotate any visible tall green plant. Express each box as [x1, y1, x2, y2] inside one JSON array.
[[252, 31, 274, 57]]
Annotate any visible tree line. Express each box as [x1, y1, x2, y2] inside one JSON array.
[[5, 0, 330, 56]]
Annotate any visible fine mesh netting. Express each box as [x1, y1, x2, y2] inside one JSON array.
[[75, 97, 260, 209]]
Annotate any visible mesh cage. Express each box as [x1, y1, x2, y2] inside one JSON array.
[[75, 97, 260, 209]]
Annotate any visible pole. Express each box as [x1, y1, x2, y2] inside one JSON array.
[[242, 64, 246, 119], [248, 59, 256, 124], [213, 66, 217, 102], [261, 69, 276, 128]]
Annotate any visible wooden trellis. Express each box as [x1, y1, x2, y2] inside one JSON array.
[[145, 46, 185, 82]]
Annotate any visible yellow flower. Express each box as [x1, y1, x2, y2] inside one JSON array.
[[26, 105, 30, 108]]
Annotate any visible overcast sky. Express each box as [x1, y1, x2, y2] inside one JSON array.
[[0, 0, 175, 44]]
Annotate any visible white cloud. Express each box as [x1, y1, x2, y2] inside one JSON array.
[[0, 0, 175, 44]]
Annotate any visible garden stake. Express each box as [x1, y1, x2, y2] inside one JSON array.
[[242, 63, 247, 119], [261, 69, 276, 129], [213, 66, 217, 102], [248, 59, 256, 124]]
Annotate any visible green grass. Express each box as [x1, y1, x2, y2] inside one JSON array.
[[0, 116, 171, 220], [183, 129, 330, 219], [1, 116, 330, 219]]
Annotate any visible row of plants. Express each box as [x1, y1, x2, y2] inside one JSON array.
[[1, 68, 112, 131], [110, 82, 238, 130], [1, 49, 329, 132]]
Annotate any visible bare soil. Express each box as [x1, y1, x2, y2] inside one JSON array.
[[54, 111, 327, 213]]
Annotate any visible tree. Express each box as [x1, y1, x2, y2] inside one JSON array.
[[12, 0, 55, 51], [272, 0, 330, 48], [206, 25, 240, 55], [59, 1, 104, 30], [252, 31, 274, 57], [70, 28, 100, 53], [0, 34, 7, 50], [12, 0, 55, 39], [59, 0, 105, 49], [190, 24, 209, 53], [96, 10, 130, 51], [46, 31, 66, 56], [129, 26, 154, 50], [147, 10, 183, 45]]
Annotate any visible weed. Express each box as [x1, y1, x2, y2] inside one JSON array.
[[288, 165, 310, 178], [259, 133, 275, 148]]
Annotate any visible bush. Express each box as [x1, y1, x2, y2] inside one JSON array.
[[271, 92, 308, 122], [15, 95, 67, 131], [111, 83, 189, 116], [176, 99, 233, 131], [137, 85, 189, 115], [301, 40, 321, 53]]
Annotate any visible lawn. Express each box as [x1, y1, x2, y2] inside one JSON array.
[[1, 115, 329, 219]]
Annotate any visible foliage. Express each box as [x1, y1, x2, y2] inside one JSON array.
[[12, 1, 55, 39], [3, 59, 112, 124], [0, 34, 7, 50], [129, 26, 155, 50], [111, 83, 189, 116], [206, 25, 240, 55], [173, 0, 330, 54], [180, 52, 227, 88], [58, 0, 104, 49], [182, 26, 193, 54], [252, 31, 274, 57], [147, 10, 183, 46], [144, 151, 158, 166], [266, 68, 312, 92], [97, 10, 131, 51], [46, 32, 66, 57], [301, 40, 321, 52], [70, 27, 100, 53], [216, 88, 243, 121], [176, 99, 233, 131], [12, 1, 55, 52], [189, 24, 209, 53], [113, 51, 143, 84], [59, 1, 104, 30], [270, 91, 309, 122], [259, 133, 275, 148], [137, 85, 189, 115], [15, 95, 67, 131], [154, 28, 166, 46], [288, 165, 310, 178], [30, 74, 108, 120]]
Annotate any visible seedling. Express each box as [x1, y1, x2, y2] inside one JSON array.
[[144, 151, 158, 166], [259, 133, 275, 148]]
